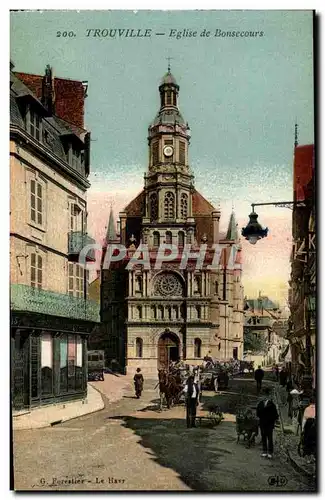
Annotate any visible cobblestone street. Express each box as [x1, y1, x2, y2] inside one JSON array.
[[13, 375, 316, 492]]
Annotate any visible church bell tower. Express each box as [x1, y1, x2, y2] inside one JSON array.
[[142, 67, 195, 247]]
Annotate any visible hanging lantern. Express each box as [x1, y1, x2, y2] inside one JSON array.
[[241, 211, 268, 245]]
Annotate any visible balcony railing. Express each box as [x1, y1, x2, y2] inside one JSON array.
[[68, 231, 96, 261], [10, 284, 100, 323]]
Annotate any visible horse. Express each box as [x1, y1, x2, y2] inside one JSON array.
[[156, 368, 183, 410]]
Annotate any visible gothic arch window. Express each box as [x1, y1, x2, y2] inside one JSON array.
[[153, 231, 160, 247], [194, 338, 202, 358], [166, 306, 172, 320], [165, 231, 172, 244], [151, 306, 156, 320], [150, 193, 158, 221], [136, 338, 143, 358], [178, 231, 185, 247], [180, 193, 188, 218], [164, 192, 175, 220], [215, 281, 219, 295], [196, 305, 201, 319]]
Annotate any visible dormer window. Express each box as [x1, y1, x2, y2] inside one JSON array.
[[28, 107, 41, 141], [72, 146, 80, 169]]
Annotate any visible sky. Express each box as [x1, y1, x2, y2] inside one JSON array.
[[10, 10, 314, 305]]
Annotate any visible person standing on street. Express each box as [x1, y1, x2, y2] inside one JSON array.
[[133, 368, 144, 399], [255, 365, 264, 393], [256, 387, 279, 459], [279, 366, 288, 387], [184, 375, 199, 428]]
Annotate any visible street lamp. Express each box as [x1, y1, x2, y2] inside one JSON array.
[[241, 201, 305, 245], [241, 209, 268, 245]]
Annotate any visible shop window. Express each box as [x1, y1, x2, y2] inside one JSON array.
[[136, 338, 143, 358], [194, 338, 202, 358], [59, 334, 68, 393], [41, 333, 53, 396], [68, 335, 76, 390]]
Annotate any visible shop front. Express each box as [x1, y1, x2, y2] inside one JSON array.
[[11, 312, 94, 411]]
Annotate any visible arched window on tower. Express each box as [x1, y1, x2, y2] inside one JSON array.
[[136, 306, 142, 320], [196, 305, 201, 319], [180, 193, 188, 218], [194, 338, 202, 358], [136, 338, 143, 358], [150, 193, 158, 221], [179, 142, 186, 165], [165, 231, 172, 244], [178, 231, 185, 247], [153, 231, 160, 247], [164, 192, 175, 220], [166, 90, 172, 105], [152, 142, 159, 166]]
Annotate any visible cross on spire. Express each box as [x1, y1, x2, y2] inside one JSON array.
[[167, 56, 174, 73]]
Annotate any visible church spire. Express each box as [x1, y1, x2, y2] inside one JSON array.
[[105, 206, 117, 243], [226, 210, 239, 241]]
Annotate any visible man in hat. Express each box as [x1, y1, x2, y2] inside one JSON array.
[[256, 387, 279, 459]]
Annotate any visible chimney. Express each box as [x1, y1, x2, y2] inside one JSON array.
[[42, 64, 54, 114]]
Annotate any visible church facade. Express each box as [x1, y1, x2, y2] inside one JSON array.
[[100, 70, 244, 376]]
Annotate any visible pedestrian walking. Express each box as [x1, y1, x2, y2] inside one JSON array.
[[256, 387, 279, 459], [254, 365, 264, 394], [279, 366, 288, 387], [133, 368, 144, 399], [183, 375, 199, 428]]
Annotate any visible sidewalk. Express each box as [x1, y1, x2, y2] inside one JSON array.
[[13, 384, 104, 431], [273, 384, 316, 479]]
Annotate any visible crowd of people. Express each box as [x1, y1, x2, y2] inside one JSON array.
[[133, 361, 316, 463]]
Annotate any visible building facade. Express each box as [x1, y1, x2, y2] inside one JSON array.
[[10, 64, 99, 411], [287, 142, 316, 388], [99, 70, 244, 376], [243, 294, 289, 368]]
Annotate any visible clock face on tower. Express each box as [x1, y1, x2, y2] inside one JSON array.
[[163, 145, 174, 157]]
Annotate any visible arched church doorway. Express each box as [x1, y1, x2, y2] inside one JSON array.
[[157, 330, 180, 369]]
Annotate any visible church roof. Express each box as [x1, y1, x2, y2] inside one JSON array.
[[123, 189, 217, 244], [160, 71, 178, 86], [151, 108, 186, 127]]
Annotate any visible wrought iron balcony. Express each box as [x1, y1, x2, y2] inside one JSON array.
[[68, 231, 96, 262], [10, 284, 100, 322]]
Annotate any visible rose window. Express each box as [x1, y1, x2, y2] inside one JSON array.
[[154, 273, 183, 297]]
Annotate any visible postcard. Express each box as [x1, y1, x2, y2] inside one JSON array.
[[10, 9, 316, 492]]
